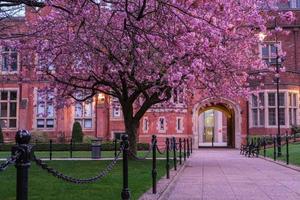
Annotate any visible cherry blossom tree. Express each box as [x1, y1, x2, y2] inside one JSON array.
[[15, 0, 291, 154]]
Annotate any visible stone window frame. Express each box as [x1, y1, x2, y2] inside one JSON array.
[[35, 89, 56, 129], [176, 117, 184, 133], [0, 89, 18, 130], [1, 46, 20, 74], [259, 41, 282, 65], [289, 92, 298, 126], [157, 116, 167, 133], [249, 90, 299, 128], [143, 117, 149, 133]]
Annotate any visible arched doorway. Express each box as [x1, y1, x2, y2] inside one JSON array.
[[192, 98, 242, 149]]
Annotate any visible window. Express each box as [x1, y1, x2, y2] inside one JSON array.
[[288, 0, 300, 8], [251, 93, 265, 127], [268, 92, 285, 126], [176, 117, 184, 133], [0, 90, 17, 128], [1, 47, 18, 72], [289, 93, 298, 125], [75, 99, 93, 129], [172, 88, 184, 105], [157, 117, 166, 132], [260, 42, 281, 65], [111, 97, 121, 118], [143, 117, 149, 132], [36, 91, 55, 128]]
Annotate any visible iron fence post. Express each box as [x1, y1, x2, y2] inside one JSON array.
[[173, 137, 177, 171], [121, 135, 131, 200], [166, 138, 170, 179], [263, 137, 266, 158], [152, 135, 157, 194], [187, 138, 190, 158], [190, 138, 193, 154], [273, 137, 277, 161], [114, 139, 117, 158], [70, 139, 73, 158], [49, 140, 52, 161], [286, 133, 289, 165], [13, 130, 32, 200], [183, 138, 186, 161], [179, 138, 182, 165]]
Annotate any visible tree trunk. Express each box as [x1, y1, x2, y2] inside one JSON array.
[[124, 118, 139, 157]]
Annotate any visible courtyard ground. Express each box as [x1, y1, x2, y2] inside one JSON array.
[[163, 149, 300, 200]]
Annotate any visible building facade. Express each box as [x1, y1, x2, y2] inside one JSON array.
[[0, 4, 299, 148]]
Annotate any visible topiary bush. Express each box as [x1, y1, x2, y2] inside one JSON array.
[[72, 122, 83, 143], [0, 125, 3, 144]]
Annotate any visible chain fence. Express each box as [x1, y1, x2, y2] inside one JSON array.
[[128, 143, 153, 160], [32, 145, 124, 184], [0, 151, 21, 172]]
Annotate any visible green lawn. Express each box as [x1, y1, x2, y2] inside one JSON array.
[[0, 151, 167, 159], [261, 142, 300, 166], [0, 160, 169, 200]]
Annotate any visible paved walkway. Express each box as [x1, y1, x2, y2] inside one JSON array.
[[165, 149, 300, 200]]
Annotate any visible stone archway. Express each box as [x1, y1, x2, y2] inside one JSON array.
[[192, 98, 242, 149]]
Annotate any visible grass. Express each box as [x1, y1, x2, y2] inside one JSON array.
[[261, 142, 300, 166], [0, 150, 167, 159], [0, 160, 169, 200]]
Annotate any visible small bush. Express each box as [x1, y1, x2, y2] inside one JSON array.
[[31, 131, 49, 143], [72, 122, 83, 143], [83, 135, 97, 144], [0, 126, 3, 144]]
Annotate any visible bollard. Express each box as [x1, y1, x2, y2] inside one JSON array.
[[179, 138, 182, 165], [273, 137, 277, 161], [121, 135, 131, 200], [166, 138, 170, 179], [263, 137, 266, 158], [70, 139, 73, 158], [286, 133, 289, 165], [12, 130, 32, 200], [187, 138, 190, 158], [173, 137, 177, 171], [183, 138, 186, 161], [152, 135, 157, 194], [49, 140, 53, 161], [114, 139, 117, 158]]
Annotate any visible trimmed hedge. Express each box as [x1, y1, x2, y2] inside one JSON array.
[[72, 122, 83, 143], [0, 141, 150, 151]]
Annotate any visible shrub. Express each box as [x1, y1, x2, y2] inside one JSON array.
[[0, 125, 3, 144], [292, 125, 300, 134], [83, 135, 97, 144], [72, 122, 83, 143], [31, 131, 49, 143]]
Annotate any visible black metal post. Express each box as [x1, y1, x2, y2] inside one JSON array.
[[263, 137, 266, 158], [166, 138, 170, 179], [49, 140, 52, 161], [183, 138, 186, 161], [286, 133, 289, 165], [13, 130, 32, 200], [121, 135, 131, 200], [187, 138, 190, 158], [179, 138, 182, 165], [173, 137, 177, 171], [273, 137, 277, 161], [152, 135, 157, 194], [114, 139, 117, 158], [70, 139, 73, 158], [190, 138, 193, 154], [211, 134, 214, 147]]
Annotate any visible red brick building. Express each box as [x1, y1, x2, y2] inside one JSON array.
[[0, 4, 299, 148]]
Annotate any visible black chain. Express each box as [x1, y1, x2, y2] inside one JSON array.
[[0, 151, 22, 172], [32, 146, 123, 184], [128, 144, 153, 160], [156, 146, 166, 155]]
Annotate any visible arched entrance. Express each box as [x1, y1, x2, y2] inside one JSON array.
[[192, 98, 242, 149]]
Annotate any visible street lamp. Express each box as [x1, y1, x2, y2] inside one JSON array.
[[258, 28, 282, 157]]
